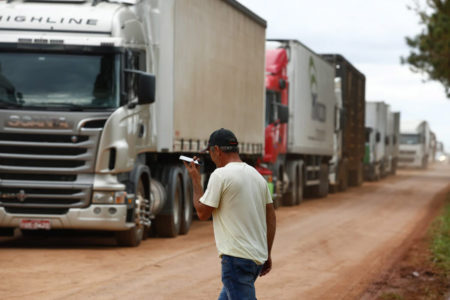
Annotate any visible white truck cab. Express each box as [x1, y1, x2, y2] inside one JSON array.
[[399, 120, 431, 169]]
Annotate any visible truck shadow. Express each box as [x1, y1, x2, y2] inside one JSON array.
[[0, 229, 118, 249]]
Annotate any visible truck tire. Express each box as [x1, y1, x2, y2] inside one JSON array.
[[391, 158, 397, 175], [179, 168, 193, 235], [349, 161, 363, 186], [154, 166, 183, 237], [116, 169, 150, 247], [282, 160, 303, 206], [316, 163, 329, 198], [338, 159, 348, 192], [0, 227, 15, 236], [421, 156, 428, 169]]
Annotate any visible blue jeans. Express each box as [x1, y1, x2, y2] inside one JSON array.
[[218, 255, 264, 300]]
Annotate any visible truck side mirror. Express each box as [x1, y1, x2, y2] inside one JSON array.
[[279, 79, 286, 90], [278, 104, 289, 123], [137, 73, 156, 105]]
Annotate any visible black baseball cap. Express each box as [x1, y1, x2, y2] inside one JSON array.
[[202, 128, 239, 152]]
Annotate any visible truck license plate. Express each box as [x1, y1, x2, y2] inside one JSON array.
[[20, 219, 51, 230]]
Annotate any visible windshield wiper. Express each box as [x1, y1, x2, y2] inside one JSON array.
[[40, 102, 87, 111]]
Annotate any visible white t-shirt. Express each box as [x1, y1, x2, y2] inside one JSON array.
[[200, 162, 273, 265]]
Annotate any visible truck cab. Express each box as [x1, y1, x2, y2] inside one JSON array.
[[399, 120, 431, 169], [0, 0, 159, 246]]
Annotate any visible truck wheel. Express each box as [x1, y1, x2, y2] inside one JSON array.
[[349, 161, 363, 186], [338, 159, 348, 191], [273, 178, 283, 209], [179, 168, 193, 235], [421, 157, 428, 169], [282, 161, 303, 206], [356, 161, 364, 186], [317, 163, 329, 198], [391, 158, 397, 175], [154, 166, 183, 237], [116, 174, 149, 247]]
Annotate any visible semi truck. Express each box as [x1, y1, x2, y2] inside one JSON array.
[[364, 101, 389, 180], [429, 131, 437, 164], [0, 0, 267, 246], [262, 39, 336, 206], [322, 54, 366, 190], [399, 120, 431, 169]]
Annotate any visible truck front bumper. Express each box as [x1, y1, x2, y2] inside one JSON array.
[[398, 156, 422, 168], [0, 205, 132, 231]]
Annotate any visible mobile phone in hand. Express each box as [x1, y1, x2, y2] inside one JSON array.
[[179, 155, 202, 165]]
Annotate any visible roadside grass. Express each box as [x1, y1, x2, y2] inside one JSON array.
[[429, 192, 450, 275], [380, 292, 404, 300]]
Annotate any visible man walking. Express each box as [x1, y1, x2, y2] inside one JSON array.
[[184, 128, 276, 300]]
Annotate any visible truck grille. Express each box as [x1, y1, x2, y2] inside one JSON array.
[[400, 150, 416, 155], [399, 157, 415, 163], [0, 132, 96, 174], [0, 130, 100, 212], [0, 186, 90, 207]]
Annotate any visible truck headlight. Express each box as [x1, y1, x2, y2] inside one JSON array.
[[93, 191, 127, 204]]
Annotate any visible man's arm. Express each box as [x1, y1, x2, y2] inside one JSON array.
[[260, 203, 276, 276], [184, 160, 215, 221]]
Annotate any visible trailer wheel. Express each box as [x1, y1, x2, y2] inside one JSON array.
[[282, 161, 303, 206], [391, 158, 398, 175], [421, 156, 428, 169], [154, 166, 183, 237], [116, 172, 149, 247], [179, 168, 193, 235], [317, 163, 329, 198], [338, 159, 348, 191]]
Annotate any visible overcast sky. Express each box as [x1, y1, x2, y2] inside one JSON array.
[[238, 0, 450, 151]]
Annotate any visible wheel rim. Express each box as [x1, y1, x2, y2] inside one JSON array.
[[135, 179, 146, 238]]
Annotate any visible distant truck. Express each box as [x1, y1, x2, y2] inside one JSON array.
[[399, 120, 432, 169], [364, 101, 389, 180], [262, 39, 336, 206], [386, 111, 400, 175], [0, 0, 267, 246], [322, 54, 366, 190], [429, 131, 437, 164]]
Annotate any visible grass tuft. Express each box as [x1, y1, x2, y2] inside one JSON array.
[[380, 292, 404, 300], [429, 193, 450, 274]]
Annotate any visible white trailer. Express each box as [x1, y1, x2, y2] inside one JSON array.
[[0, 0, 266, 246], [399, 120, 431, 169], [265, 40, 335, 204], [364, 101, 389, 180]]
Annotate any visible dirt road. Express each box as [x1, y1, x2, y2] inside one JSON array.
[[1, 164, 449, 300]]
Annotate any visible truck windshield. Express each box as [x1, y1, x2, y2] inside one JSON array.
[[400, 134, 420, 145], [0, 52, 119, 110]]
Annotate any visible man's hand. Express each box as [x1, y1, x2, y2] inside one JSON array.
[[260, 256, 272, 276], [183, 156, 214, 221], [183, 156, 201, 182]]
